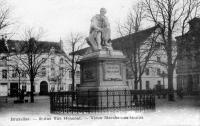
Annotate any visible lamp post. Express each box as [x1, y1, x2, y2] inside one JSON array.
[[161, 71, 165, 89], [160, 71, 167, 90]]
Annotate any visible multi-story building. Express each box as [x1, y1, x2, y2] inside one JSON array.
[[0, 39, 80, 96], [176, 17, 200, 94], [112, 25, 177, 90]]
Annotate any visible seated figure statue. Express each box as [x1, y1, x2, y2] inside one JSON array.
[[86, 8, 112, 51]]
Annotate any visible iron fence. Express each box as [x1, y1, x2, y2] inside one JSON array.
[[50, 89, 156, 113]]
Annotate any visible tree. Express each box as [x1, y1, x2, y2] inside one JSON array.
[[143, 0, 200, 101], [117, 2, 160, 90], [0, 0, 12, 36], [0, 0, 13, 60], [12, 28, 51, 103], [64, 33, 84, 91]]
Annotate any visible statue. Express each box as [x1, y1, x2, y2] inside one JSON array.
[[86, 8, 113, 51]]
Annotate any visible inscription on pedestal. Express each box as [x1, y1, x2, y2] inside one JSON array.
[[104, 63, 122, 81]]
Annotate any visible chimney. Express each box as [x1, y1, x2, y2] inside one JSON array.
[[59, 38, 63, 51]]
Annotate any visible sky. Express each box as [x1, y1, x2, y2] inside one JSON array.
[[6, 0, 137, 42]]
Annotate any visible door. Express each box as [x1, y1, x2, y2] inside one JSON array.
[[10, 83, 19, 97], [40, 81, 48, 95]]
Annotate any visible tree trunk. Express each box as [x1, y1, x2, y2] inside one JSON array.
[[30, 77, 34, 103], [167, 38, 175, 101], [71, 70, 75, 91], [133, 79, 138, 100], [139, 77, 142, 90], [167, 15, 175, 101], [134, 79, 138, 90], [71, 52, 75, 92], [168, 64, 174, 101], [71, 69, 75, 101]]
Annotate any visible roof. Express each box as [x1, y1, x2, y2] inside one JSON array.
[[188, 17, 200, 25], [112, 25, 160, 50], [176, 17, 200, 40], [72, 25, 160, 55], [69, 47, 91, 56], [0, 39, 66, 55]]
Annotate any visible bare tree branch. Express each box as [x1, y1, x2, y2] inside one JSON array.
[[63, 32, 84, 91]]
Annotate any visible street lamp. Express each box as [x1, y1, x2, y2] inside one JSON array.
[[160, 71, 166, 90]]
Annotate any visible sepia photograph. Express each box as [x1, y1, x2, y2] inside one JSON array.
[[0, 0, 200, 126]]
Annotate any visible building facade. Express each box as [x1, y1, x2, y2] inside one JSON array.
[[176, 17, 200, 94], [112, 26, 177, 90], [0, 39, 80, 96]]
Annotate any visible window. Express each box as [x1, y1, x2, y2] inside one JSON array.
[[146, 81, 150, 90], [145, 68, 149, 75], [22, 84, 26, 91], [21, 71, 26, 78], [76, 71, 80, 78], [51, 67, 55, 76], [51, 58, 55, 64], [41, 68, 46, 76], [59, 67, 64, 76], [157, 56, 161, 62], [60, 58, 64, 64], [157, 68, 161, 75], [2, 70, 7, 79], [12, 70, 17, 78]]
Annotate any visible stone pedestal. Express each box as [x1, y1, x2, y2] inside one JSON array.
[[77, 50, 131, 107], [77, 50, 129, 90]]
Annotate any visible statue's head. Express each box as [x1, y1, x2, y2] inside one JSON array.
[[100, 8, 106, 16]]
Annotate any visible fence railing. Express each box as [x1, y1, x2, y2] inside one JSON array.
[[50, 89, 156, 114]]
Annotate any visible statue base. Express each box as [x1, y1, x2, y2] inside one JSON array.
[[77, 50, 131, 107]]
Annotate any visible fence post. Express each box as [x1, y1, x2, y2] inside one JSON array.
[[106, 89, 109, 111], [66, 92, 69, 113], [112, 90, 115, 110], [100, 91, 103, 112], [118, 90, 121, 110], [62, 93, 64, 113], [125, 89, 127, 108], [76, 90, 78, 113], [87, 90, 90, 113], [49, 93, 52, 113]]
